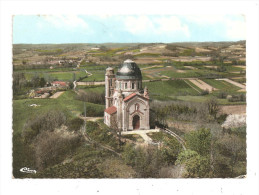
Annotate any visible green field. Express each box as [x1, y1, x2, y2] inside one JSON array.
[[13, 90, 105, 134], [202, 79, 241, 92], [77, 85, 105, 93], [143, 79, 245, 103], [81, 71, 105, 81], [144, 80, 200, 100], [24, 70, 87, 81], [175, 95, 246, 105]]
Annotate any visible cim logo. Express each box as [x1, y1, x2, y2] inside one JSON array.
[[20, 167, 37, 174]]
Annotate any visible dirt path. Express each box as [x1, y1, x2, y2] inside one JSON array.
[[184, 66, 197, 70], [121, 129, 159, 145], [49, 91, 65, 99], [79, 116, 103, 122], [142, 66, 175, 79], [76, 81, 105, 86], [188, 79, 216, 92], [84, 69, 92, 77], [161, 128, 186, 150], [233, 65, 246, 69]]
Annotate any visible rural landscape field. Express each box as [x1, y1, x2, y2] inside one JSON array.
[[13, 41, 246, 178]]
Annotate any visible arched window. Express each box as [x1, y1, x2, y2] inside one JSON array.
[[119, 82, 121, 89], [132, 82, 135, 89], [110, 79, 112, 86], [125, 83, 127, 89]]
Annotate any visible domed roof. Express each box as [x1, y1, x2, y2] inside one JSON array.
[[116, 59, 142, 80]]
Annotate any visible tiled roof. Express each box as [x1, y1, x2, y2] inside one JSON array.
[[123, 93, 137, 102], [52, 81, 67, 86], [104, 106, 117, 115]]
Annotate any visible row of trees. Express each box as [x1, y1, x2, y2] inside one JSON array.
[[13, 72, 47, 96], [150, 98, 221, 128], [76, 90, 105, 105]]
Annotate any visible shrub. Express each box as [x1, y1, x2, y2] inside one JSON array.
[[86, 121, 119, 150], [185, 128, 212, 156], [76, 91, 105, 105], [67, 117, 84, 132], [176, 149, 210, 178], [81, 104, 104, 117], [34, 131, 82, 170], [22, 110, 66, 143], [122, 145, 166, 178], [216, 65, 226, 72], [200, 89, 209, 96], [206, 97, 220, 119], [217, 114, 228, 124], [228, 94, 246, 102], [217, 91, 227, 99]]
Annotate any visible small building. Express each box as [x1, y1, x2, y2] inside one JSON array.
[[104, 59, 150, 131], [51, 81, 68, 88]]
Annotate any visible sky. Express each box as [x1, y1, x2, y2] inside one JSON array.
[[13, 15, 246, 44]]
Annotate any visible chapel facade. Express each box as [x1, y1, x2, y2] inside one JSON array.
[[104, 59, 150, 131]]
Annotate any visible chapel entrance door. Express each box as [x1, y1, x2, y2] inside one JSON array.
[[133, 115, 140, 130]]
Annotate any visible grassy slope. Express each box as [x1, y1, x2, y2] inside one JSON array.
[[77, 85, 105, 93], [13, 90, 105, 134], [24, 71, 86, 81]]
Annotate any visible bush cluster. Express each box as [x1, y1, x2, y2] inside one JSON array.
[[76, 91, 105, 105], [22, 110, 66, 143], [228, 94, 246, 102]]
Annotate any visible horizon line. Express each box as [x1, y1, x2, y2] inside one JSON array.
[[13, 40, 246, 45]]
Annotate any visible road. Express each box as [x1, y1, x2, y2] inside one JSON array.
[[49, 91, 65, 99], [161, 128, 186, 150]]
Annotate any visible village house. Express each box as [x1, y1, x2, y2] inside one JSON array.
[[51, 81, 68, 88]]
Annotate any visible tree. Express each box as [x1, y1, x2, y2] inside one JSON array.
[[219, 134, 246, 177], [13, 72, 27, 95], [206, 97, 220, 119], [34, 131, 82, 170], [160, 136, 182, 165], [122, 143, 138, 167], [110, 115, 122, 146], [185, 128, 212, 156], [176, 149, 210, 178], [30, 74, 46, 88], [122, 144, 167, 178], [22, 110, 66, 143], [67, 117, 84, 132]]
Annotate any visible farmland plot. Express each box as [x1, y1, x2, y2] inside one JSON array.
[[187, 79, 216, 92], [202, 79, 241, 92], [216, 78, 246, 92]]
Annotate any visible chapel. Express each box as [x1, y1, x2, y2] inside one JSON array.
[[104, 59, 150, 131]]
